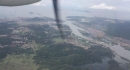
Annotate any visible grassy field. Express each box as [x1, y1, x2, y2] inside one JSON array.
[[0, 54, 39, 70], [21, 41, 44, 52], [0, 41, 47, 70], [53, 38, 64, 43], [72, 35, 89, 46]]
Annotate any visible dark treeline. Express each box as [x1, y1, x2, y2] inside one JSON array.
[[66, 16, 130, 40], [33, 43, 114, 70], [78, 30, 94, 39], [0, 22, 17, 35], [24, 24, 59, 44], [0, 22, 20, 45], [0, 37, 15, 45], [107, 60, 123, 70], [26, 24, 72, 44], [105, 21, 130, 40], [0, 46, 34, 59], [23, 17, 55, 22]]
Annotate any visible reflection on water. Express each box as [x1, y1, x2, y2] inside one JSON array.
[[110, 45, 130, 61], [114, 55, 128, 64], [64, 21, 86, 38]]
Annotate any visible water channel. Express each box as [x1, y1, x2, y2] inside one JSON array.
[[63, 21, 130, 70]]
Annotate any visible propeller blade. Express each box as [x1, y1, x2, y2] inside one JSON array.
[[52, 0, 64, 39]]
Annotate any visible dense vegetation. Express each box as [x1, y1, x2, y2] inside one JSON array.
[[107, 60, 123, 70], [0, 22, 20, 45], [78, 30, 94, 38], [0, 22, 18, 35], [24, 24, 59, 44], [33, 43, 114, 70], [0, 46, 34, 59], [23, 17, 55, 22], [25, 24, 71, 44], [105, 21, 130, 40], [0, 37, 14, 45], [0, 22, 35, 60], [67, 16, 130, 40], [0, 17, 123, 70]]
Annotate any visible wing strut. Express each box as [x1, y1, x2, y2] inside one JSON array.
[[52, 0, 64, 39]]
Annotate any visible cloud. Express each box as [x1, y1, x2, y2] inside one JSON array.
[[89, 3, 116, 10], [33, 2, 46, 6]]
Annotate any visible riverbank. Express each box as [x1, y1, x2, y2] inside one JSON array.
[[64, 20, 130, 70]]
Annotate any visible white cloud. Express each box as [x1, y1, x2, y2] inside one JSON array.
[[33, 2, 46, 6], [89, 3, 116, 10]]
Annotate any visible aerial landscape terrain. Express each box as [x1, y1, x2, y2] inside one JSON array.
[[0, 16, 130, 70], [1, 0, 130, 70]]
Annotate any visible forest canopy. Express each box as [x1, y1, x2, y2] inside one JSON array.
[[33, 43, 114, 70]]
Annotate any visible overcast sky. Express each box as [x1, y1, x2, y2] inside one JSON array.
[[0, 0, 130, 20], [32, 0, 130, 11]]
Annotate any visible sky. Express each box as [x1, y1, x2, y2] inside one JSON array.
[[0, 0, 130, 20], [32, 0, 130, 11]]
